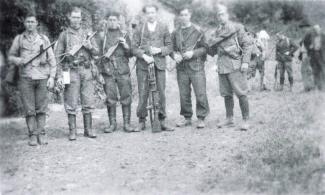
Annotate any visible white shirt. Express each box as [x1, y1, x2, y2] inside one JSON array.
[[147, 21, 157, 32]]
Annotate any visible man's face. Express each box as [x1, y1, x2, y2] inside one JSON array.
[[107, 16, 119, 29], [216, 11, 229, 24], [145, 7, 157, 23], [313, 25, 321, 35], [69, 11, 82, 29], [179, 9, 191, 26], [24, 16, 38, 32]]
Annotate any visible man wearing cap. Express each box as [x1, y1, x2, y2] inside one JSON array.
[[55, 7, 99, 140], [8, 13, 56, 146], [171, 7, 209, 129], [208, 4, 252, 130], [275, 33, 298, 91]]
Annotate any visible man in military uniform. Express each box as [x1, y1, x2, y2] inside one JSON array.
[[208, 4, 252, 130], [55, 7, 99, 140], [96, 12, 138, 133], [248, 31, 268, 91], [275, 33, 298, 91], [171, 7, 209, 128], [132, 5, 174, 132], [8, 13, 56, 146]]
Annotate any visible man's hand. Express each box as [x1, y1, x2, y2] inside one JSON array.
[[241, 63, 249, 73], [284, 51, 290, 55], [142, 54, 154, 64], [18, 57, 29, 66], [174, 52, 183, 64], [47, 77, 55, 90], [119, 37, 129, 49], [150, 47, 162, 55], [83, 40, 93, 50], [182, 51, 194, 60]]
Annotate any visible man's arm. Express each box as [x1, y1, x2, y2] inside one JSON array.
[[237, 24, 252, 64], [43, 36, 57, 78], [192, 32, 207, 58], [160, 25, 173, 56], [54, 32, 66, 79], [131, 25, 145, 58], [8, 35, 23, 66]]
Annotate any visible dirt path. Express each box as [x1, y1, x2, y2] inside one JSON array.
[[1, 59, 323, 194]]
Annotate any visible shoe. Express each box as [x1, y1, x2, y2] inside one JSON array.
[[217, 117, 235, 128], [161, 120, 174, 132], [239, 120, 250, 131], [137, 121, 146, 131], [28, 135, 38, 146], [196, 119, 205, 129], [38, 134, 48, 145], [176, 118, 192, 127]]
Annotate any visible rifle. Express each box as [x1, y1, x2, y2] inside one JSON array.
[[146, 62, 162, 133], [102, 32, 127, 59], [5, 40, 56, 85], [23, 41, 57, 67], [68, 31, 97, 56]]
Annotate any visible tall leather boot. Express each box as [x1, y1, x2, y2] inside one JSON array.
[[36, 113, 48, 145], [123, 106, 139, 132], [239, 95, 250, 131], [104, 106, 117, 133], [68, 114, 77, 141], [83, 113, 96, 138], [217, 96, 234, 128], [26, 115, 37, 146], [289, 77, 294, 92], [279, 77, 285, 91]]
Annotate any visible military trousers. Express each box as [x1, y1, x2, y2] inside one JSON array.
[[63, 67, 95, 115], [136, 67, 166, 121], [278, 60, 293, 84], [176, 69, 209, 120], [18, 77, 48, 117], [103, 73, 132, 107]]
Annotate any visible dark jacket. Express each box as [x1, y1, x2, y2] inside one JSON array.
[[132, 21, 172, 71], [276, 37, 298, 62], [96, 28, 132, 75], [171, 25, 207, 71]]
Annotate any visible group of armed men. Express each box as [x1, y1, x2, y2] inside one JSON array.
[[7, 3, 325, 146]]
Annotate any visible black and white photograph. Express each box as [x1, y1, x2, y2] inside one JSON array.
[[0, 0, 325, 194]]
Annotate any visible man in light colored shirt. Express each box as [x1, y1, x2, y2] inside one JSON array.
[[132, 4, 174, 132], [8, 13, 56, 146]]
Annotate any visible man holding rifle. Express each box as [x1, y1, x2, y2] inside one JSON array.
[[171, 7, 209, 129], [8, 13, 57, 146], [208, 4, 252, 131], [96, 12, 138, 133], [55, 7, 99, 141], [132, 4, 174, 132]]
